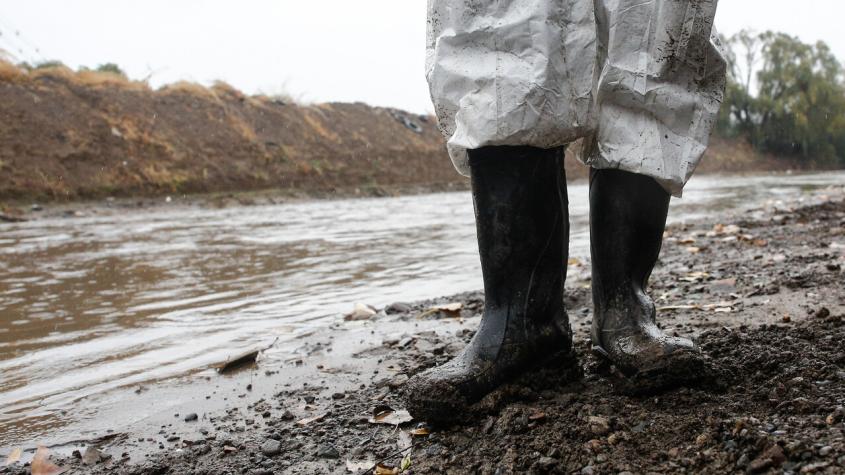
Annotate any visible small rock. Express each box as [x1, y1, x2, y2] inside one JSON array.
[[184, 413, 198, 422], [819, 446, 833, 457], [281, 410, 295, 420], [385, 302, 412, 314], [260, 439, 281, 456], [748, 445, 786, 473], [331, 392, 346, 400], [303, 395, 316, 404], [82, 447, 102, 465], [387, 373, 409, 389], [345, 303, 377, 321], [584, 439, 602, 453], [747, 457, 773, 473], [316, 444, 340, 459], [537, 456, 558, 469], [580, 465, 595, 475], [588, 416, 610, 436], [426, 444, 443, 456]]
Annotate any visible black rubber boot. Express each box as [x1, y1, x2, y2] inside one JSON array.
[[403, 146, 573, 422], [589, 168, 704, 391]]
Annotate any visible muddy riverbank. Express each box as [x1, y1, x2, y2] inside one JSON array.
[[2, 183, 843, 473]]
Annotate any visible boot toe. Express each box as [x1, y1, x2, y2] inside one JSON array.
[[662, 335, 699, 355], [402, 367, 470, 423], [601, 333, 700, 375]]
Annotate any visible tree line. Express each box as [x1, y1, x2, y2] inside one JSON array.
[[716, 30, 845, 166]]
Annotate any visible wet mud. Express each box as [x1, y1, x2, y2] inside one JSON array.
[[2, 195, 844, 474]]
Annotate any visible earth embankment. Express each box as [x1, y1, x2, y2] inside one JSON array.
[[0, 60, 835, 203]]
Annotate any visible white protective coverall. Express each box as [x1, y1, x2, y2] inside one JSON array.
[[426, 0, 727, 196]]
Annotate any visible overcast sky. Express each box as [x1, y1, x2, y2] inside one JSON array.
[[0, 1, 843, 113]]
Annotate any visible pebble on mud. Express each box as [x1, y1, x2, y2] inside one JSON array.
[[385, 302, 412, 314], [82, 446, 106, 465], [316, 444, 340, 459], [587, 416, 610, 436], [184, 413, 198, 422], [260, 439, 281, 456]]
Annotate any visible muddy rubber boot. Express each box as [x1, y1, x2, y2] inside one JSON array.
[[589, 168, 706, 392], [403, 146, 574, 423]]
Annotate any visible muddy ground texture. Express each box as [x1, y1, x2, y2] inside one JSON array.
[[4, 195, 845, 474]]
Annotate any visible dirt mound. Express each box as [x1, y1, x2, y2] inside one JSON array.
[[2, 60, 834, 204]]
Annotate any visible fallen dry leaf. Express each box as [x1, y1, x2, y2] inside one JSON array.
[[369, 405, 413, 425], [713, 223, 741, 235], [374, 463, 400, 475], [680, 271, 710, 282], [529, 410, 547, 422], [420, 302, 463, 318], [217, 348, 259, 373], [567, 257, 582, 266], [409, 426, 430, 436], [4, 447, 21, 466], [31, 446, 65, 475], [437, 302, 462, 311], [296, 412, 327, 426], [345, 458, 375, 472], [658, 305, 699, 311], [685, 246, 701, 254], [400, 453, 412, 471], [659, 301, 735, 312]]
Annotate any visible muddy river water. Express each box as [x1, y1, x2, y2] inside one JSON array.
[[1, 171, 843, 448]]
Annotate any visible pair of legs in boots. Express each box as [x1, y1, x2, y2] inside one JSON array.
[[404, 145, 700, 422]]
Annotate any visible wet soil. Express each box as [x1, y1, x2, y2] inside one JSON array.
[[2, 196, 844, 474]]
